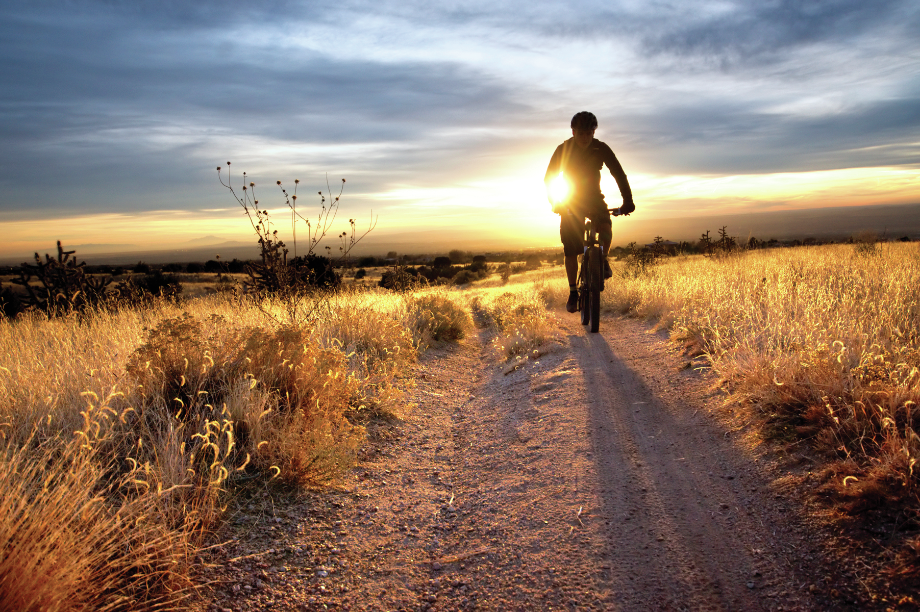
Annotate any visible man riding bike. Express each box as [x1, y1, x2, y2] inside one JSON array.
[[544, 111, 635, 313]]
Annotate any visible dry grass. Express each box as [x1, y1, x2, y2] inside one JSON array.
[[467, 279, 560, 360], [404, 290, 473, 347], [534, 244, 920, 575], [0, 404, 204, 611], [576, 242, 920, 564], [0, 285, 469, 610]]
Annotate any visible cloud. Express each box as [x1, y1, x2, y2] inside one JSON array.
[[0, 1, 535, 215], [1, 0, 919, 230], [637, 0, 919, 68], [616, 93, 920, 175]]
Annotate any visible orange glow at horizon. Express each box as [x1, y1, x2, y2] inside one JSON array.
[[2, 165, 918, 257], [623, 165, 920, 216]]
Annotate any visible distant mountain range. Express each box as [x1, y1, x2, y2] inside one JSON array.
[[622, 202, 920, 246], [181, 235, 231, 246]]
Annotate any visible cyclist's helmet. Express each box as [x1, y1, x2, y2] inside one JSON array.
[[571, 111, 598, 131]]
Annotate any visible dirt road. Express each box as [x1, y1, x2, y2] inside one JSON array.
[[209, 310, 835, 611]]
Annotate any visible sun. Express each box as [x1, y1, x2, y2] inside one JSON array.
[[547, 173, 570, 205]]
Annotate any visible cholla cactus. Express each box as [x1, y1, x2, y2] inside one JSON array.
[[13, 241, 111, 315]]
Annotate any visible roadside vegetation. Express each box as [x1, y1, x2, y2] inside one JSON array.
[[469, 280, 559, 363]]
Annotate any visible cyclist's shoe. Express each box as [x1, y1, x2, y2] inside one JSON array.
[[604, 259, 613, 279], [566, 291, 578, 313]]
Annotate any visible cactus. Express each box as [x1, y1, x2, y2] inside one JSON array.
[[12, 241, 111, 316]]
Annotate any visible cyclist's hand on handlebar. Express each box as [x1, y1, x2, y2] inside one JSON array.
[[620, 200, 635, 215]]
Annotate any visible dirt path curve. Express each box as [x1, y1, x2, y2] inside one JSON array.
[[208, 310, 832, 612]]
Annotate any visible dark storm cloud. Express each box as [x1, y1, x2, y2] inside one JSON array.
[[0, 3, 518, 141]]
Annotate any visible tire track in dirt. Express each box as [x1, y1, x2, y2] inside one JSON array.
[[561, 313, 817, 610]]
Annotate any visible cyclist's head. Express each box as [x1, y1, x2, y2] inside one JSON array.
[[571, 111, 598, 132]]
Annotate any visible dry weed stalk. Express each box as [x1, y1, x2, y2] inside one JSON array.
[[216, 163, 377, 327]]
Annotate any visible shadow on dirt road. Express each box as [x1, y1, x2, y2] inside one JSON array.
[[565, 317, 820, 611]]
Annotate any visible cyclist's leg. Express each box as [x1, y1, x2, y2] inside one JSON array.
[[564, 255, 578, 286], [560, 211, 585, 281], [560, 211, 585, 312], [587, 198, 614, 278]]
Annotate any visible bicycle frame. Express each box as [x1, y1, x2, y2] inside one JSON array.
[[577, 208, 621, 333]]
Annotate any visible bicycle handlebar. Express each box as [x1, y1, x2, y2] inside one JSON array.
[[565, 206, 632, 218]]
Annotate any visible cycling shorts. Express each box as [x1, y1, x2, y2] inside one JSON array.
[[560, 197, 612, 256]]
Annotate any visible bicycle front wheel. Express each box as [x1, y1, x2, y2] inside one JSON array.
[[578, 250, 591, 326], [587, 247, 602, 333]]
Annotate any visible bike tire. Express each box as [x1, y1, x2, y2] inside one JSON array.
[[577, 250, 590, 325], [588, 248, 602, 333]]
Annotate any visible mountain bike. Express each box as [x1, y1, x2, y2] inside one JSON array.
[[578, 208, 623, 333]]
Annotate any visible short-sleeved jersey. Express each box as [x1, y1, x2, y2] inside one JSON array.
[[544, 137, 633, 207]]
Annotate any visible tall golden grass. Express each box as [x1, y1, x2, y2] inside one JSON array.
[[538, 242, 920, 574], [553, 243, 919, 518], [0, 287, 470, 610]]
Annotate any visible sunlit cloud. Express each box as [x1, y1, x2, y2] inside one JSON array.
[[634, 167, 920, 217]]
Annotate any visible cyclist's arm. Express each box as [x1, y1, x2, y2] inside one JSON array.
[[601, 145, 634, 212]]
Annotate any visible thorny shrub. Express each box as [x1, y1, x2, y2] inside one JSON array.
[[621, 242, 657, 279], [379, 265, 426, 291]]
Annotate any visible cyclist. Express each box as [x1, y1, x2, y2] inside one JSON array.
[[544, 111, 635, 313]]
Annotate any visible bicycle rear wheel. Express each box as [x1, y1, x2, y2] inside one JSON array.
[[587, 248, 602, 333]]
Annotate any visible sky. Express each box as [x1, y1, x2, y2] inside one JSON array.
[[2, 0, 919, 257]]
